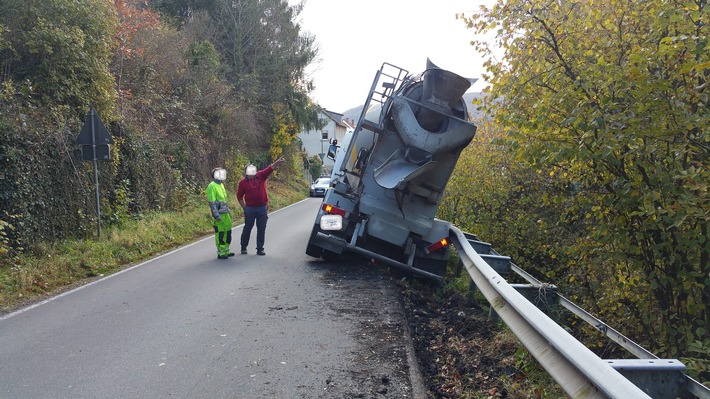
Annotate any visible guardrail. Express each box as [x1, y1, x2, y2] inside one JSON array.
[[448, 226, 710, 399]]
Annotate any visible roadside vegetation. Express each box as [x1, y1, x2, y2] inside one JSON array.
[[440, 0, 709, 386], [400, 266, 568, 399], [1, 0, 320, 308]]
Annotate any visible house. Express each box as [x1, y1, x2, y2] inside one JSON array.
[[298, 109, 355, 175]]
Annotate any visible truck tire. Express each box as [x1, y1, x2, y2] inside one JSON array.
[[306, 242, 324, 258], [306, 224, 325, 258], [321, 249, 340, 261]]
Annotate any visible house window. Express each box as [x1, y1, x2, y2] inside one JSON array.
[[321, 130, 328, 140]]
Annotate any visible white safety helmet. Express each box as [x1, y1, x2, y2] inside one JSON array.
[[212, 168, 227, 181], [245, 164, 257, 177]]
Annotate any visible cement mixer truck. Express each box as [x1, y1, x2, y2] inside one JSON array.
[[305, 60, 477, 279]]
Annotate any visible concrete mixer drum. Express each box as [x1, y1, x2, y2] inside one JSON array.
[[306, 60, 477, 279]]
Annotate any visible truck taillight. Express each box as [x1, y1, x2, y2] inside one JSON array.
[[425, 237, 449, 254], [322, 203, 346, 216]]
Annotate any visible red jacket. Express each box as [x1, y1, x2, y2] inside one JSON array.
[[237, 166, 273, 206]]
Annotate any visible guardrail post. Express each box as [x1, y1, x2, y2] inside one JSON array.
[[455, 257, 464, 277], [510, 284, 559, 314], [606, 359, 687, 399]]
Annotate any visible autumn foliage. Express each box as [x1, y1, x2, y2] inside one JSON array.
[[444, 0, 709, 382], [0, 0, 318, 255]]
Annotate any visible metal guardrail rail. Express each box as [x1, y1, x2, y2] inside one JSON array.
[[507, 262, 710, 399], [448, 226, 710, 399]]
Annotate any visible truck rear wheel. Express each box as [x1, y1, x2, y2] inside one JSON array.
[[306, 224, 325, 258], [306, 224, 343, 261], [321, 249, 340, 261], [306, 239, 341, 261], [305, 242, 324, 258]]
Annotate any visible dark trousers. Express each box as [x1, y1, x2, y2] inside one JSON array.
[[241, 205, 268, 251]]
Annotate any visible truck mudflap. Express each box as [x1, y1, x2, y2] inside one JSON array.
[[315, 232, 444, 281]]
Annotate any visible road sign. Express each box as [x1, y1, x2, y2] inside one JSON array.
[[75, 109, 113, 238], [76, 109, 112, 146], [81, 145, 110, 161]]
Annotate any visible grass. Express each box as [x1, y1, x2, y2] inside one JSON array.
[[440, 253, 568, 398], [0, 179, 308, 313]]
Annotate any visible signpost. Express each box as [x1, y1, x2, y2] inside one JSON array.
[[76, 109, 112, 238]]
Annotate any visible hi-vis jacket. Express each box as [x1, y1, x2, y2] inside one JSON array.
[[206, 180, 230, 218]]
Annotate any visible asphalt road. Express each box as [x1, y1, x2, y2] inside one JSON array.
[[0, 198, 424, 399]]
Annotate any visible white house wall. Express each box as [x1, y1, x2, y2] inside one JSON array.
[[299, 115, 337, 173], [299, 110, 353, 176]]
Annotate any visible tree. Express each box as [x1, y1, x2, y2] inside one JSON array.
[[208, 0, 318, 133], [308, 154, 323, 181], [113, 0, 161, 114], [148, 0, 214, 24], [440, 117, 575, 282], [463, 0, 709, 369], [0, 0, 117, 117], [148, 0, 321, 142], [0, 0, 120, 249], [0, 0, 316, 260]]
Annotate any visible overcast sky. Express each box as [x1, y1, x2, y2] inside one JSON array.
[[293, 0, 497, 113]]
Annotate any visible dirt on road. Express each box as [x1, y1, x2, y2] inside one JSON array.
[[317, 259, 527, 399]]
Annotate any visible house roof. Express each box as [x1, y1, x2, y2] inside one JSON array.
[[321, 109, 355, 130], [321, 109, 349, 128], [341, 118, 355, 130]]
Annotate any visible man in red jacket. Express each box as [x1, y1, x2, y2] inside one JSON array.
[[236, 157, 285, 255]]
